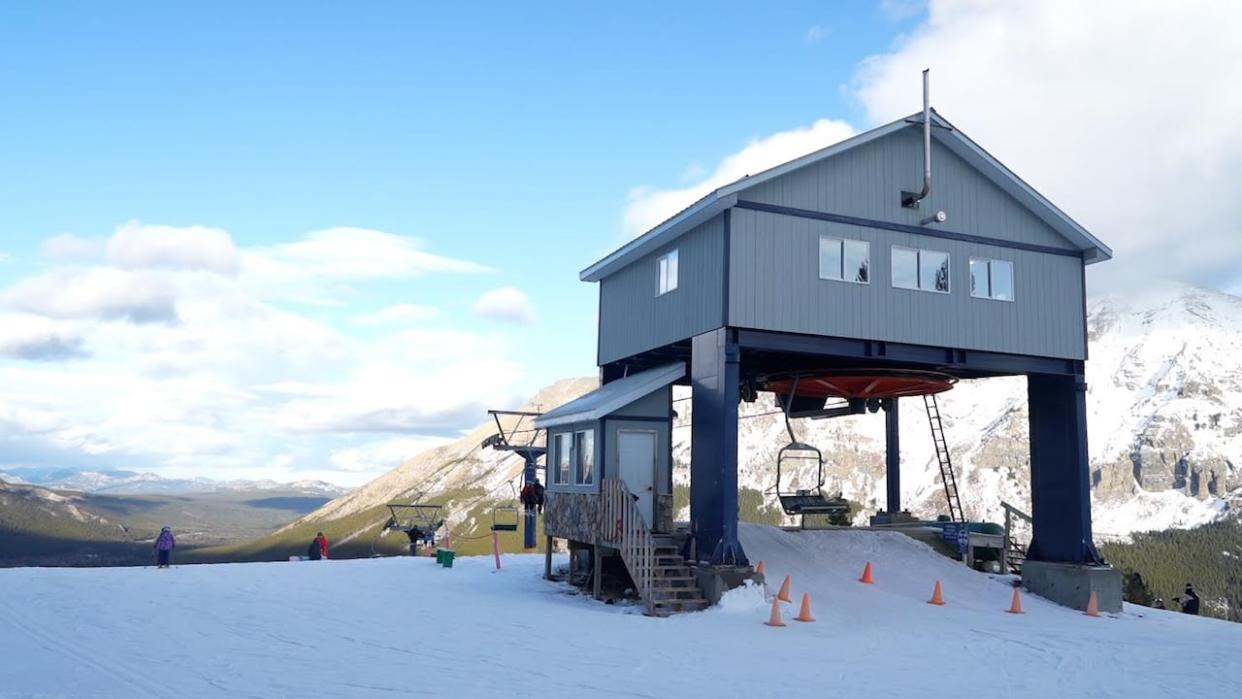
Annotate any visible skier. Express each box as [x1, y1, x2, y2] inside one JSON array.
[[1179, 583, 1201, 616], [306, 535, 323, 561], [154, 526, 175, 569], [317, 532, 330, 560], [533, 479, 546, 514], [405, 526, 424, 556], [520, 483, 538, 513]]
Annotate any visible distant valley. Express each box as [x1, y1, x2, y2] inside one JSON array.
[[0, 470, 351, 567]]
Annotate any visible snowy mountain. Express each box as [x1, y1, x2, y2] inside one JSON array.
[[281, 283, 1241, 550], [0, 467, 349, 497]]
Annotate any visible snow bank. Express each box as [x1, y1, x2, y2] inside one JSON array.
[[1, 524, 1238, 698]]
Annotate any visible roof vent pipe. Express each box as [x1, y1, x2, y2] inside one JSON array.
[[902, 69, 932, 209]]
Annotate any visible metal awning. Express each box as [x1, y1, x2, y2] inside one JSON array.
[[533, 362, 684, 429]]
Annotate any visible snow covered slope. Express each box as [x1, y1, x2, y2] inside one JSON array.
[[289, 283, 1241, 548], [1, 524, 1237, 697]]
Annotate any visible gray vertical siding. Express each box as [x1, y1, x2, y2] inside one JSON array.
[[597, 214, 725, 365], [740, 125, 1077, 251], [594, 124, 1090, 363], [728, 207, 1086, 359]]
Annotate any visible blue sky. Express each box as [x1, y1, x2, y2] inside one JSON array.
[[2, 1, 1239, 485]]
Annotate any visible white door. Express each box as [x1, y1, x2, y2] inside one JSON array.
[[617, 429, 657, 526]]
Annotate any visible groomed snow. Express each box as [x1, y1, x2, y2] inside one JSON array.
[[1, 524, 1237, 698]]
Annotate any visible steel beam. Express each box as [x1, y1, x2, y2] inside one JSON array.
[[690, 327, 747, 565]]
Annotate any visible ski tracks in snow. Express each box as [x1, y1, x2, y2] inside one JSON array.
[[0, 596, 173, 699]]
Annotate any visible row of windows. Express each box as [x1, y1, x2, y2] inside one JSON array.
[[552, 429, 596, 486], [819, 235, 1014, 301], [656, 238, 1014, 301]]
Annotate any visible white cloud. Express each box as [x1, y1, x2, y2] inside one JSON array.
[[623, 118, 856, 237], [0, 222, 518, 487], [1, 267, 177, 323], [852, 0, 1242, 291], [41, 234, 102, 261], [350, 303, 440, 327], [105, 220, 240, 275], [472, 287, 536, 325], [804, 25, 829, 45], [0, 314, 86, 361]]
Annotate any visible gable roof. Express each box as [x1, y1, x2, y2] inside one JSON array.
[[533, 362, 683, 429], [581, 110, 1111, 282]]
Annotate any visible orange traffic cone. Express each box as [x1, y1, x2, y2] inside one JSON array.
[[1007, 587, 1025, 614], [1085, 590, 1100, 617], [928, 580, 945, 606], [859, 561, 874, 584], [795, 593, 816, 622], [777, 575, 793, 602], [765, 596, 786, 627], [755, 560, 765, 575]]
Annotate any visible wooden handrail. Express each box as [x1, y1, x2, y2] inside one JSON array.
[[599, 479, 655, 615], [1000, 500, 1032, 575], [1000, 500, 1032, 523]]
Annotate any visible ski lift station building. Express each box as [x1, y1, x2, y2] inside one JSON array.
[[533, 101, 1120, 614]]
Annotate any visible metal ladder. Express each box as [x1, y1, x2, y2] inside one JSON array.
[[923, 394, 965, 523]]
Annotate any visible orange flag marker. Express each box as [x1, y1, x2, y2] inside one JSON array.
[[777, 575, 793, 602], [765, 597, 786, 627], [859, 561, 874, 585]]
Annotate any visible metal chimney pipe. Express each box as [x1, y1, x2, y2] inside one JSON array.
[[902, 69, 932, 209]]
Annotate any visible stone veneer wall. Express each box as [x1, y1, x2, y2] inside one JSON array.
[[544, 490, 600, 544]]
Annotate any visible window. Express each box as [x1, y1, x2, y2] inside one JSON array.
[[657, 249, 678, 295], [574, 430, 595, 485], [554, 433, 571, 484], [970, 258, 1014, 301], [818, 236, 869, 283], [892, 246, 950, 293]]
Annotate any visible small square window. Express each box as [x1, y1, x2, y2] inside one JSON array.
[[574, 430, 595, 485], [892, 246, 948, 293], [819, 236, 871, 284], [970, 257, 1014, 301], [657, 249, 679, 295], [554, 433, 571, 484]]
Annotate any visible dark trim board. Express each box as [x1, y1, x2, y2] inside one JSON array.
[[734, 200, 1085, 259], [721, 208, 732, 326], [734, 328, 1084, 377]]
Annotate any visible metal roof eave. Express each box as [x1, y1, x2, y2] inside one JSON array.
[[579, 194, 737, 282], [533, 362, 685, 429], [931, 120, 1112, 264], [581, 111, 1111, 280]]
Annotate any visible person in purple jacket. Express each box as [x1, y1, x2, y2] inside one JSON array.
[[154, 526, 175, 568]]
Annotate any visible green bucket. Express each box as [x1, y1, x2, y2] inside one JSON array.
[[440, 549, 456, 568]]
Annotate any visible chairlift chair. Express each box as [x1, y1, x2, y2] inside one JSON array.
[[491, 479, 520, 532], [773, 375, 850, 525], [385, 501, 445, 546]]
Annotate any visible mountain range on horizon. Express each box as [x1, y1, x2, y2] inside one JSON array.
[[0, 466, 350, 498], [234, 281, 1241, 564]]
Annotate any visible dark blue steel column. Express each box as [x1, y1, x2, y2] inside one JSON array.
[[1026, 373, 1101, 564], [884, 398, 900, 514], [690, 327, 747, 565]]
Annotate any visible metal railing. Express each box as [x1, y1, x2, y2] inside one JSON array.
[[599, 478, 655, 615], [1000, 501, 1032, 575]]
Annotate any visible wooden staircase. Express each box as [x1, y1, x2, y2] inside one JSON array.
[[600, 479, 708, 616], [1001, 500, 1032, 574]]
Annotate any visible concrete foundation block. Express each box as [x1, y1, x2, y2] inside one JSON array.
[[691, 564, 762, 606], [1022, 560, 1123, 614]]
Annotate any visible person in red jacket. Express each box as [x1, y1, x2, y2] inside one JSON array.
[[317, 532, 329, 560]]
